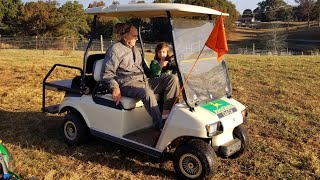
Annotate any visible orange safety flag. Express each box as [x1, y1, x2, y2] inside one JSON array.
[[205, 15, 228, 62]]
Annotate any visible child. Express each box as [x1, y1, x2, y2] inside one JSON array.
[[150, 42, 178, 120], [150, 42, 177, 78]]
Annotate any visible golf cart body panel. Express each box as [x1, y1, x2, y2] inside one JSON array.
[[156, 97, 245, 150], [85, 3, 229, 18], [156, 103, 212, 150], [59, 95, 152, 136], [59, 96, 93, 127], [209, 97, 245, 149]]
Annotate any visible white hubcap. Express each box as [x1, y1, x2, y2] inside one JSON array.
[[179, 153, 202, 178], [64, 121, 77, 140]]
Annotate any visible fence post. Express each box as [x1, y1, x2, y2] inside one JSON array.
[[100, 35, 104, 52], [252, 43, 255, 55], [72, 37, 75, 51], [36, 36, 38, 49], [42, 36, 45, 55]]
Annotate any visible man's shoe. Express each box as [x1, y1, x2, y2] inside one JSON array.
[[154, 120, 165, 131]]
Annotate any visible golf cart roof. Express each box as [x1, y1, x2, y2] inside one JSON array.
[[85, 3, 229, 18]]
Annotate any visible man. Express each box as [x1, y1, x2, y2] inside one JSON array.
[[102, 24, 179, 130]]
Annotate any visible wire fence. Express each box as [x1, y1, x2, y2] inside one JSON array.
[[0, 35, 319, 56], [0, 35, 106, 51]]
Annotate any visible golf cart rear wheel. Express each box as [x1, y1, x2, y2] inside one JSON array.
[[62, 111, 89, 146], [229, 125, 248, 159], [173, 139, 217, 180]]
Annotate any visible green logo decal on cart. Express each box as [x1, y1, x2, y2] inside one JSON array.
[[201, 99, 237, 118]]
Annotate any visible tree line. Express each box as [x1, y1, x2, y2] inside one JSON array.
[[0, 0, 238, 42], [1, 0, 318, 41], [242, 0, 320, 27]]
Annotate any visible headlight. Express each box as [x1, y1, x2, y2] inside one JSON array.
[[205, 121, 223, 137], [242, 109, 248, 123]]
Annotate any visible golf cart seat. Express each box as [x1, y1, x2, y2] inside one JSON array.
[[93, 59, 144, 110]]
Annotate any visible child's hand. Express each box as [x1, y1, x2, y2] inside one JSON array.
[[160, 60, 168, 68]]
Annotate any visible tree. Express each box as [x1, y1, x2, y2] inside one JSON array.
[[112, 1, 120, 5], [263, 23, 287, 54], [58, 1, 90, 39], [88, 1, 106, 8], [315, 0, 320, 26], [17, 1, 63, 36], [293, 5, 304, 20], [255, 0, 291, 22], [295, 0, 316, 27], [88, 1, 120, 39], [0, 0, 22, 34], [276, 3, 293, 22], [253, 8, 263, 21], [0, 0, 21, 23], [173, 0, 239, 33], [242, 9, 253, 18]]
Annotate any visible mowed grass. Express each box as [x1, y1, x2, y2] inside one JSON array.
[[0, 49, 319, 179]]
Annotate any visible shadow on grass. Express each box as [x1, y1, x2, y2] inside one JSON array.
[[0, 110, 176, 179]]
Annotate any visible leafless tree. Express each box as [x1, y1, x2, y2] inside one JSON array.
[[112, 1, 120, 5], [295, 0, 317, 27], [262, 23, 287, 55]]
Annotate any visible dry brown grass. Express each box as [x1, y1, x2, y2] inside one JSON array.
[[0, 49, 319, 179]]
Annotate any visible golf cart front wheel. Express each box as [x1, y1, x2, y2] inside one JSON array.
[[229, 125, 248, 159], [173, 139, 217, 179], [62, 111, 89, 146]]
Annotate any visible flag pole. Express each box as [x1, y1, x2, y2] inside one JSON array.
[[171, 44, 206, 110]]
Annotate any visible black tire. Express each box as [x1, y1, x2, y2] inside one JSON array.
[[62, 111, 89, 146], [229, 125, 248, 159], [173, 139, 217, 180]]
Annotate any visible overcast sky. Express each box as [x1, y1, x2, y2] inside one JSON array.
[[22, 0, 298, 14]]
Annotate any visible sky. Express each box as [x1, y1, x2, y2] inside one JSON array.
[[22, 0, 298, 14]]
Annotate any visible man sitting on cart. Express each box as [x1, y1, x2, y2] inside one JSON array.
[[102, 24, 179, 130]]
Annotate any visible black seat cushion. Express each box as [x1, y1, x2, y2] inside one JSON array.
[[86, 54, 105, 74], [71, 75, 97, 94]]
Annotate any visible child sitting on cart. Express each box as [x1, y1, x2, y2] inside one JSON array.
[[150, 42, 177, 78]]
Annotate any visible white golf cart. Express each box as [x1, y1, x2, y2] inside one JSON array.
[[42, 3, 248, 179]]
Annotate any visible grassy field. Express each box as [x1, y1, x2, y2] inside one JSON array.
[[0, 49, 319, 179]]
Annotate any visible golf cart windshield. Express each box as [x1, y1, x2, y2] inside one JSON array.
[[172, 18, 232, 107]]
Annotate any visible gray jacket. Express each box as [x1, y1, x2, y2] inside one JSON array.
[[102, 41, 150, 89]]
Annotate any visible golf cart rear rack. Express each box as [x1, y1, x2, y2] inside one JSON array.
[[42, 64, 83, 113]]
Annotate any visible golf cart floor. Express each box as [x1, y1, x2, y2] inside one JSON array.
[[124, 127, 161, 147]]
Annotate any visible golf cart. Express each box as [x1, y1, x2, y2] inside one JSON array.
[[0, 140, 20, 180], [42, 3, 248, 179]]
